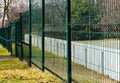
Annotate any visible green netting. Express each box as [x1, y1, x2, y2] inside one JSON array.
[[44, 0, 67, 82], [31, 0, 42, 68], [71, 0, 120, 82], [11, 22, 15, 56], [0, 25, 12, 53], [21, 11, 30, 63], [17, 46, 22, 58], [14, 19, 23, 59], [23, 44, 29, 62], [15, 20, 21, 43]]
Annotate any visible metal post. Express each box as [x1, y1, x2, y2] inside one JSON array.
[[41, 0, 45, 71], [3, 28, 5, 47], [14, 20, 18, 57], [28, 0, 32, 66], [20, 13, 23, 59], [7, 26, 9, 50], [7, 26, 9, 51], [66, 0, 71, 83], [9, 22, 12, 56]]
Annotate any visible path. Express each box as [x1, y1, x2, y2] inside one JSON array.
[[0, 56, 13, 60]]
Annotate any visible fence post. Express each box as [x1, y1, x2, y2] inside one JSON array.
[[66, 0, 71, 83], [41, 0, 45, 71], [7, 26, 9, 51], [28, 0, 32, 67], [14, 20, 18, 57], [3, 28, 5, 47], [10, 22, 12, 56], [20, 13, 23, 59], [9, 23, 11, 55]]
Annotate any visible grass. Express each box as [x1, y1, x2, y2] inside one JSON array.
[[30, 45, 119, 83], [30, 46, 100, 83], [12, 44, 15, 56], [0, 59, 29, 70], [5, 43, 119, 83], [0, 58, 61, 83], [0, 44, 61, 83], [0, 45, 11, 56], [32, 46, 62, 58]]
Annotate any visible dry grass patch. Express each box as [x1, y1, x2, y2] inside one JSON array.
[[0, 58, 62, 83], [0, 68, 61, 83]]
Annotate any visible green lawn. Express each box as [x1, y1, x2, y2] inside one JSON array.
[[0, 59, 29, 70], [0, 45, 11, 56], [31, 46, 100, 83], [32, 46, 62, 58], [0, 44, 61, 83], [0, 58, 61, 83], [31, 45, 118, 83]]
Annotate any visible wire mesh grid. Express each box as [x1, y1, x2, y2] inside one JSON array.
[[44, 0, 67, 82], [30, 0, 43, 68], [71, 0, 120, 83], [21, 11, 30, 62]]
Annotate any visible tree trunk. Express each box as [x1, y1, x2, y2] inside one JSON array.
[[2, 12, 5, 26], [2, 0, 6, 26]]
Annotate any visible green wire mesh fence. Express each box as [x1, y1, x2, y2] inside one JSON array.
[[0, 0, 120, 83], [14, 19, 22, 59], [71, 0, 120, 83], [44, 0, 67, 81], [31, 0, 42, 69], [0, 24, 12, 54], [21, 11, 30, 63]]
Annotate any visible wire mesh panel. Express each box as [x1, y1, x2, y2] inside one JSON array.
[[31, 0, 42, 68], [7, 24, 12, 52], [4, 28, 8, 50], [0, 25, 12, 53], [44, 0, 67, 82], [14, 19, 23, 59], [2, 28, 8, 49], [0, 28, 5, 47], [11, 22, 15, 56], [21, 11, 30, 63], [0, 28, 3, 45], [4, 25, 12, 52], [71, 0, 120, 82]]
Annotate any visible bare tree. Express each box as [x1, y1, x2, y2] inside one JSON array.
[[1, 0, 28, 26], [0, 3, 2, 18], [9, 0, 28, 21], [2, 0, 14, 26]]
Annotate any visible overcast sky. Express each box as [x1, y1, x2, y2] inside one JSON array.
[[0, 0, 28, 22]]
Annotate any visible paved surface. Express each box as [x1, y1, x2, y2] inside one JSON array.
[[0, 56, 13, 60]]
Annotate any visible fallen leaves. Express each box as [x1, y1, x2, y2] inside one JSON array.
[[0, 58, 61, 83], [0, 46, 61, 83], [0, 68, 61, 82]]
